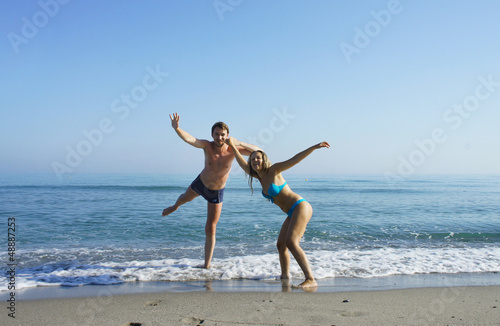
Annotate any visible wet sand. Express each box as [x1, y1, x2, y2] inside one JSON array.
[[3, 285, 499, 325]]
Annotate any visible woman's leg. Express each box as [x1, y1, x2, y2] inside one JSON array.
[[277, 217, 291, 279], [286, 201, 317, 288]]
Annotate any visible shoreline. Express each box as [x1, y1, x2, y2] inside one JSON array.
[[3, 272, 499, 301], [2, 273, 499, 325]]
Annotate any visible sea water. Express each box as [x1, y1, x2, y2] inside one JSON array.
[[1, 173, 499, 290]]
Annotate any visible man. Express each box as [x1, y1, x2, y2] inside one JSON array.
[[163, 113, 260, 268]]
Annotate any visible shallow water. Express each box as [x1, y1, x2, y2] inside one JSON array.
[[1, 173, 499, 290]]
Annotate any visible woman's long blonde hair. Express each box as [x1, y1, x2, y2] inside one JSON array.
[[247, 150, 272, 194]]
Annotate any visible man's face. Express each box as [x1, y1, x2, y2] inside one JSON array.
[[212, 127, 228, 147]]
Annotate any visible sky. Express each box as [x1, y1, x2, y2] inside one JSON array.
[[1, 0, 500, 179]]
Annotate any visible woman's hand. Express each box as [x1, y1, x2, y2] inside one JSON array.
[[315, 141, 330, 149], [226, 137, 250, 173], [226, 137, 236, 147]]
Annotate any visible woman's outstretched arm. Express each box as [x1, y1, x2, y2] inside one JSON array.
[[273, 142, 330, 173], [226, 137, 251, 174]]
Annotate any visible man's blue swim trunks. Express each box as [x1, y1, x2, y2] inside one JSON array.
[[190, 174, 224, 204]]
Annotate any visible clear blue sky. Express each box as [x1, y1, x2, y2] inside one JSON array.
[[2, 0, 499, 179]]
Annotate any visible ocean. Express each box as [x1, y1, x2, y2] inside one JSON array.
[[1, 173, 499, 293]]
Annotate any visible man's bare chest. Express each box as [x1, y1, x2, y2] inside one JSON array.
[[206, 151, 234, 167]]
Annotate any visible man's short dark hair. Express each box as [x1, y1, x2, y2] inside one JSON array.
[[211, 122, 229, 135]]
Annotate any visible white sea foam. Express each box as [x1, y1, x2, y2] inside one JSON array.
[[3, 174, 500, 292], [3, 247, 499, 291]]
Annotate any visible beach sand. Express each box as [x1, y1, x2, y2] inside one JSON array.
[[3, 285, 499, 326]]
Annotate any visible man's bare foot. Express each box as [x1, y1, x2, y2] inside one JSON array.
[[280, 278, 291, 292], [204, 280, 213, 291], [162, 206, 178, 216]]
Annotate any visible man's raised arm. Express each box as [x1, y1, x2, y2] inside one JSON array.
[[231, 138, 261, 156], [170, 113, 207, 149]]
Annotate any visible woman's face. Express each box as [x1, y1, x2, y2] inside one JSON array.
[[250, 152, 264, 171]]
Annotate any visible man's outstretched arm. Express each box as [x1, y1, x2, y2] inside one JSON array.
[[170, 113, 208, 149], [232, 138, 261, 156]]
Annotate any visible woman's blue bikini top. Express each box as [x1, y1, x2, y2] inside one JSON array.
[[262, 182, 287, 203]]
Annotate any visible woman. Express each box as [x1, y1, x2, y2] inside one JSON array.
[[226, 138, 330, 288]]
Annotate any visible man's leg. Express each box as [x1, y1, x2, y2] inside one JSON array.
[[204, 202, 222, 268], [162, 186, 199, 216]]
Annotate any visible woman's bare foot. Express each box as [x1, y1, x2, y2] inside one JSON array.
[[295, 279, 318, 289], [162, 205, 178, 216]]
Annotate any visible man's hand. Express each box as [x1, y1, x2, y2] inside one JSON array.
[[170, 113, 180, 130], [169, 113, 206, 149]]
